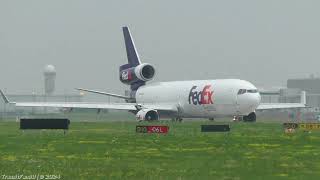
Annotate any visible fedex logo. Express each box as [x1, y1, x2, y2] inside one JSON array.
[[121, 70, 132, 81], [188, 85, 214, 105]]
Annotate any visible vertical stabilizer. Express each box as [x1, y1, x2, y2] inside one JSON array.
[[122, 26, 141, 67], [120, 26, 153, 93]]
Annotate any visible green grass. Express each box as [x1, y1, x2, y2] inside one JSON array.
[[1, 120, 320, 180]]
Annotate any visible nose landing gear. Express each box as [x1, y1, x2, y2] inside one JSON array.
[[243, 112, 256, 122]]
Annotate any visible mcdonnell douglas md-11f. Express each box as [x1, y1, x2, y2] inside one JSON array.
[[0, 27, 307, 122]]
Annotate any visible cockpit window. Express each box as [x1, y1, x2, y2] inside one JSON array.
[[247, 89, 258, 93], [238, 89, 258, 95], [238, 89, 246, 95]]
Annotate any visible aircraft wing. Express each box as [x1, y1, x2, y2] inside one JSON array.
[[0, 89, 178, 112], [13, 102, 178, 112], [256, 103, 306, 110], [14, 102, 138, 110]]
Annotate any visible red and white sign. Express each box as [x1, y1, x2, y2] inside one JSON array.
[[136, 125, 169, 134]]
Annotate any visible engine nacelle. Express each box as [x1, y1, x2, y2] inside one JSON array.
[[136, 109, 159, 121], [120, 63, 155, 85]]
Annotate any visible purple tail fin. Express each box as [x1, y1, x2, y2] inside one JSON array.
[[120, 26, 145, 91], [122, 26, 141, 67]]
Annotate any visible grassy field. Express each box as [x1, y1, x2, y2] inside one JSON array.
[[1, 119, 320, 180]]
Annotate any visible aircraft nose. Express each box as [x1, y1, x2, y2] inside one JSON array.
[[246, 93, 261, 110], [255, 93, 261, 107]]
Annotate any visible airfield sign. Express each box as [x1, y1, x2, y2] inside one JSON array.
[[136, 125, 169, 134], [299, 123, 320, 130], [283, 122, 320, 131]]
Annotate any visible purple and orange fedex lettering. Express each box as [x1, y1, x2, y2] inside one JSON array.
[[188, 85, 214, 105]]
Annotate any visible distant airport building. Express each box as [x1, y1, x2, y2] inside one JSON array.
[[278, 88, 301, 104], [259, 76, 320, 121], [284, 77, 320, 108], [260, 77, 320, 108], [259, 90, 280, 103], [287, 77, 320, 94]]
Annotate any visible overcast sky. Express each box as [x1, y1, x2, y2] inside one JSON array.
[[1, 0, 320, 94]]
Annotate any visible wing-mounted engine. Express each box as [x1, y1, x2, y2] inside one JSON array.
[[120, 63, 155, 85], [136, 109, 159, 121]]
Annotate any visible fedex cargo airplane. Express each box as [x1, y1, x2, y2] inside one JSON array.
[[0, 27, 306, 122]]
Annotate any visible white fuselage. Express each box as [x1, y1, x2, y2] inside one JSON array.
[[135, 79, 261, 118]]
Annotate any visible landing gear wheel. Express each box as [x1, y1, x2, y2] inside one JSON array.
[[209, 118, 214, 121], [243, 112, 256, 122]]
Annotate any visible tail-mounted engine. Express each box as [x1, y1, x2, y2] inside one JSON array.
[[120, 63, 155, 85], [136, 109, 159, 121]]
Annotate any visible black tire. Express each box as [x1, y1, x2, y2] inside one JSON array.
[[243, 112, 256, 122]]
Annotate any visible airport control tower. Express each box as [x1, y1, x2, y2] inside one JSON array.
[[44, 65, 56, 95]]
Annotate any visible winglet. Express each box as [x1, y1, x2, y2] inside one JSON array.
[[301, 91, 306, 105], [0, 90, 10, 104]]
